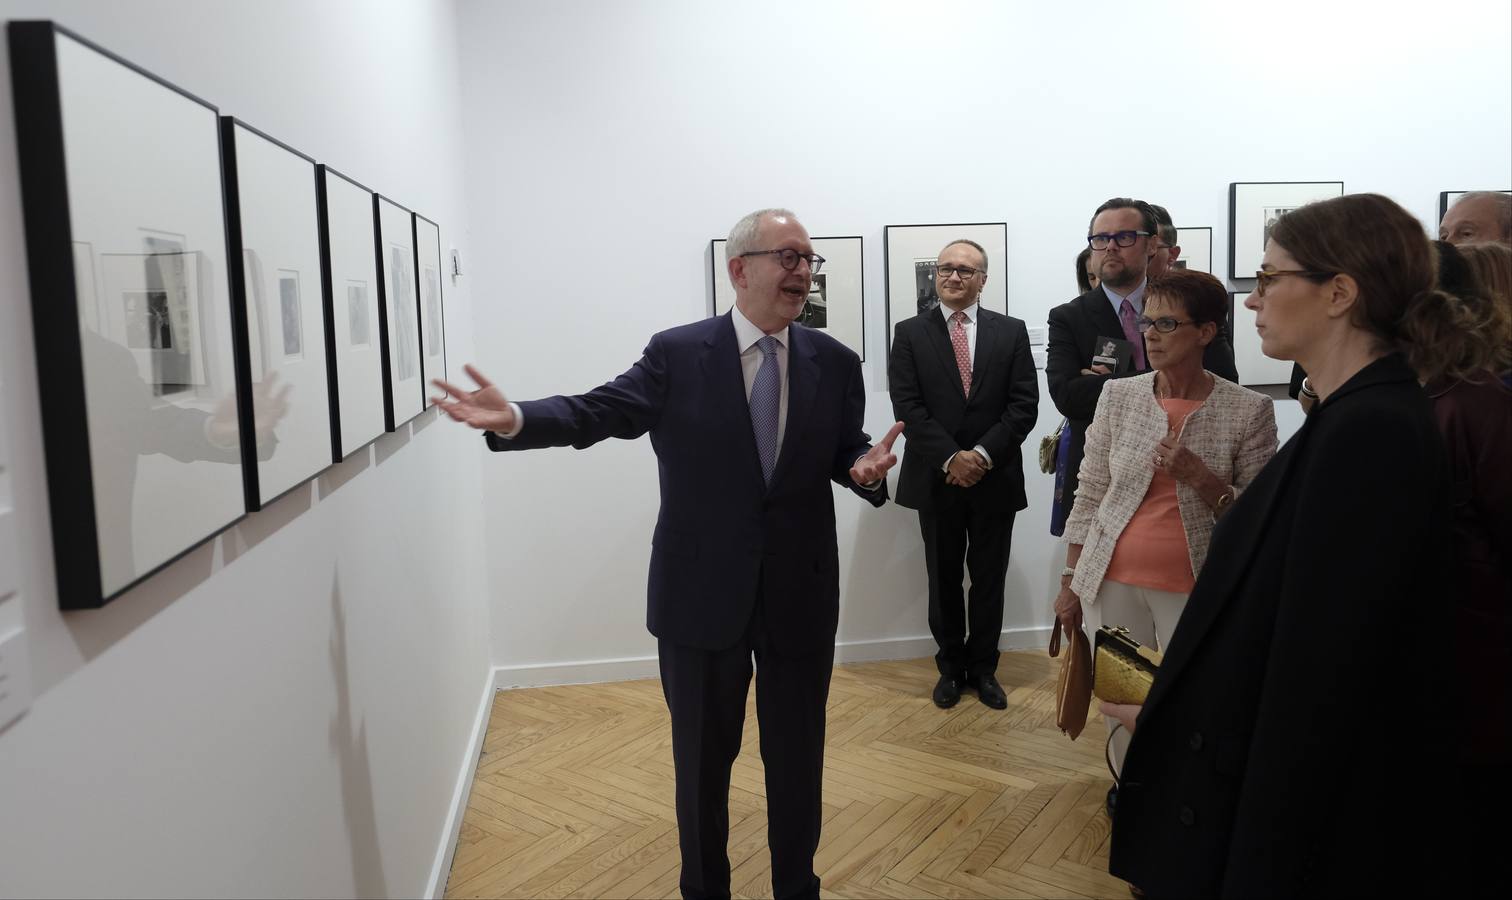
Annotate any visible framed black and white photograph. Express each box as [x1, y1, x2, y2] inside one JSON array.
[[1228, 182, 1343, 279], [375, 195, 423, 431], [221, 117, 333, 512], [316, 166, 385, 461], [884, 223, 1008, 356], [1229, 291, 1292, 386], [1173, 226, 1212, 274], [9, 21, 248, 608], [1438, 190, 1511, 224], [708, 236, 865, 359], [413, 213, 449, 397]]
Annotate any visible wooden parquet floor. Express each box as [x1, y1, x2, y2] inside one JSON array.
[[445, 650, 1132, 899]]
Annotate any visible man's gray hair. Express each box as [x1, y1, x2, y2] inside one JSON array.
[[940, 238, 988, 273], [726, 208, 800, 261], [1452, 191, 1512, 237]]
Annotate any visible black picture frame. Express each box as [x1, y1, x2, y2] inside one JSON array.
[[1173, 226, 1212, 274], [707, 235, 867, 360], [882, 222, 1008, 360], [8, 21, 249, 608], [1228, 181, 1344, 279], [316, 165, 386, 461], [1438, 190, 1512, 224], [412, 212, 449, 401], [374, 194, 423, 431], [221, 116, 333, 512]]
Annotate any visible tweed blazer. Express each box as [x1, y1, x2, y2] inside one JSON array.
[[1063, 372, 1277, 604]]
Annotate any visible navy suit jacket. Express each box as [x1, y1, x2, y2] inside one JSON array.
[[486, 312, 886, 654]]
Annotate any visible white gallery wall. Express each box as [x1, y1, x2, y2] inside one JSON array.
[[0, 2, 491, 898], [457, 0, 1512, 681]]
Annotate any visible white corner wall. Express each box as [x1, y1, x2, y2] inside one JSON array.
[[458, 0, 1512, 682], [0, 2, 491, 898]]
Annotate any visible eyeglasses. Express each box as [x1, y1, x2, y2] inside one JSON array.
[[1088, 230, 1152, 250], [937, 265, 981, 279], [1135, 316, 1195, 334], [1254, 268, 1333, 297], [739, 248, 826, 273]]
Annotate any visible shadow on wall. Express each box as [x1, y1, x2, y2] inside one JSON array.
[[329, 575, 390, 900]]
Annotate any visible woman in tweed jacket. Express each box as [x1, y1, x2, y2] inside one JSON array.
[[1053, 269, 1276, 780]]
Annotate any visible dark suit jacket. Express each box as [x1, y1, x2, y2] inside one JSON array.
[[1109, 354, 1451, 897], [887, 307, 1039, 512], [1046, 286, 1238, 517], [485, 312, 885, 655]]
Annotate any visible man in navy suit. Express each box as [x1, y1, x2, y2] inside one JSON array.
[[432, 208, 903, 900], [888, 239, 1039, 710]]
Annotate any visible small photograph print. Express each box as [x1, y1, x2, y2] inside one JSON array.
[[348, 280, 370, 347], [1262, 207, 1298, 249], [423, 265, 441, 355], [278, 270, 303, 359], [914, 259, 939, 314], [799, 273, 828, 328], [390, 245, 417, 380]]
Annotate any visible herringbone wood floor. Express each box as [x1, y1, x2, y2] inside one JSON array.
[[445, 650, 1132, 899]]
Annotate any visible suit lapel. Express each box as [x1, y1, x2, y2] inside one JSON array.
[[771, 325, 819, 488], [701, 313, 765, 489], [969, 311, 999, 402]]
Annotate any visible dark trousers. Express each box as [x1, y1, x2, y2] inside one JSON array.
[[919, 496, 1015, 680], [658, 601, 833, 900]]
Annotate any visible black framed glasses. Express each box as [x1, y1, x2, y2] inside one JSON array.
[[937, 265, 981, 279], [739, 248, 825, 273], [1254, 268, 1333, 297], [1088, 230, 1152, 250], [1135, 316, 1195, 334]]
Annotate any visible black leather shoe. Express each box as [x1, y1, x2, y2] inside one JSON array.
[[972, 673, 1008, 709], [932, 673, 964, 708], [1106, 784, 1118, 817]]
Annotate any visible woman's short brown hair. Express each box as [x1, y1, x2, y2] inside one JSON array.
[[1402, 242, 1512, 383], [1147, 268, 1229, 331]]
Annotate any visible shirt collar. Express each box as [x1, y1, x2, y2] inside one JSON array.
[[1102, 278, 1147, 315], [938, 302, 980, 325], [731, 303, 788, 353]]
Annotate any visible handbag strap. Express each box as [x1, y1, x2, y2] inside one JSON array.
[[1048, 617, 1062, 657], [1106, 723, 1125, 788]]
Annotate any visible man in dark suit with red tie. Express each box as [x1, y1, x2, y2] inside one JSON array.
[[1047, 198, 1238, 524], [430, 208, 903, 900], [888, 239, 1039, 710]]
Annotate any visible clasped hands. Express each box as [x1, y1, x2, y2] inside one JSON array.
[[945, 449, 988, 487]]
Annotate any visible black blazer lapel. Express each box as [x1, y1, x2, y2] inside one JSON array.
[[701, 313, 766, 489], [968, 311, 1000, 403], [771, 324, 819, 488]]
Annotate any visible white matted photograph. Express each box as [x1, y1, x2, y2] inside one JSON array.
[[883, 222, 1008, 358], [1230, 290, 1293, 386], [708, 235, 865, 360], [1228, 181, 1344, 279], [318, 166, 386, 461], [1173, 226, 1212, 274], [376, 194, 424, 431]]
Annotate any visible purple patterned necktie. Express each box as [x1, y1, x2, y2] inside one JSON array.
[[749, 336, 780, 483], [1119, 298, 1147, 371]]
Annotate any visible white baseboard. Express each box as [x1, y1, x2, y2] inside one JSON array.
[[425, 668, 496, 900], [491, 624, 1056, 690]]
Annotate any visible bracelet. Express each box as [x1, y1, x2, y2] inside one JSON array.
[[1299, 377, 1318, 399], [1060, 566, 1076, 578]]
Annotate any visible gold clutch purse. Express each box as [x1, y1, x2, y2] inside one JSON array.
[[1092, 626, 1163, 705]]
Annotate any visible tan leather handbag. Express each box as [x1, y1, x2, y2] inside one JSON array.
[[1049, 618, 1092, 739]]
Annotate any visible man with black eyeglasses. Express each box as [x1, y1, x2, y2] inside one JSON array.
[[888, 239, 1039, 711], [1047, 198, 1237, 527], [432, 208, 904, 900]]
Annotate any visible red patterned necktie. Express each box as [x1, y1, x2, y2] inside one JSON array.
[[950, 310, 972, 396]]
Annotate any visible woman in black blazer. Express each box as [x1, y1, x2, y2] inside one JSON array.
[[1105, 194, 1457, 897]]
